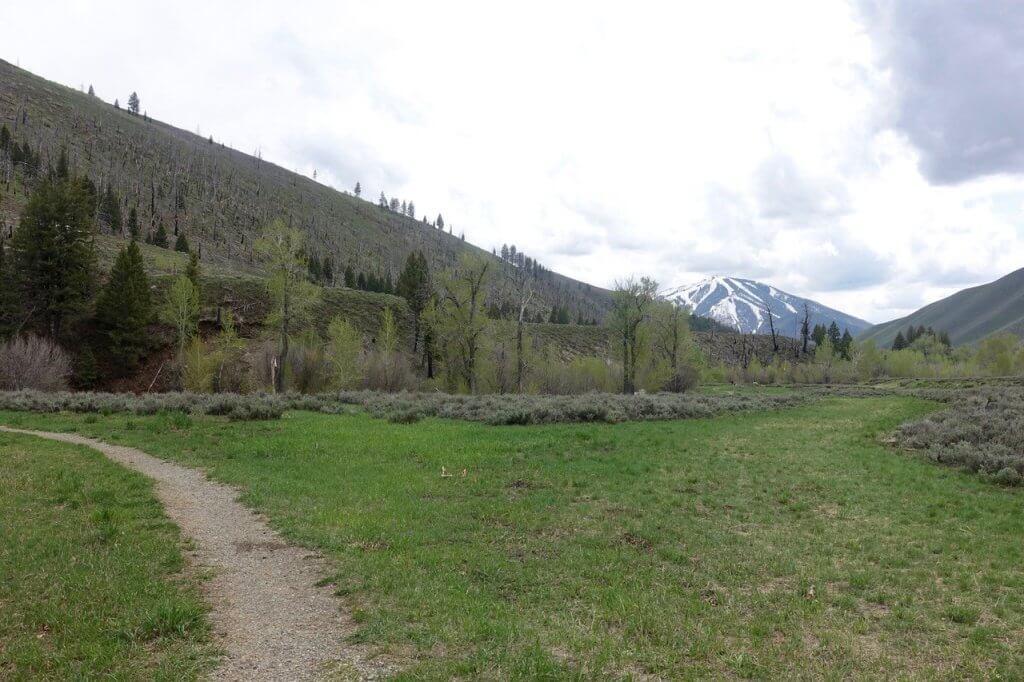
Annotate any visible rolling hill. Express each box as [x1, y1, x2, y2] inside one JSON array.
[[859, 267, 1024, 347], [0, 59, 611, 322], [666, 276, 872, 338]]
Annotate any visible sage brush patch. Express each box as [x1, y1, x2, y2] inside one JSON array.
[[357, 391, 813, 425], [894, 387, 1024, 485]]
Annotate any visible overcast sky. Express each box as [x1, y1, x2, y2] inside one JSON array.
[[6, 0, 1024, 322]]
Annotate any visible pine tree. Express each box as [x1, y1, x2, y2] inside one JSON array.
[[10, 176, 97, 338], [436, 214, 444, 231], [96, 240, 151, 369], [186, 251, 201, 295], [892, 331, 907, 351], [407, 201, 415, 219], [174, 232, 190, 253], [87, 84, 95, 96], [354, 182, 361, 197], [396, 251, 431, 353], [379, 192, 387, 208], [152, 223, 169, 248], [127, 207, 140, 239], [114, 98, 120, 109], [840, 328, 854, 359], [344, 265, 355, 288], [128, 91, 140, 115], [323, 257, 334, 285], [827, 321, 841, 348]]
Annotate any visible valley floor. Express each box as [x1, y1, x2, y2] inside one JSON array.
[[2, 396, 1023, 679]]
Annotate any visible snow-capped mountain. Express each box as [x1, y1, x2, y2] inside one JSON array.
[[665, 276, 872, 338]]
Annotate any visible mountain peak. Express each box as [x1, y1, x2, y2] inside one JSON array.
[[665, 276, 871, 338]]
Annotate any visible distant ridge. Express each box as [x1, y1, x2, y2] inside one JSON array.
[[859, 267, 1024, 347]]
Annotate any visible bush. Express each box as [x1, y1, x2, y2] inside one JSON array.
[[894, 386, 1024, 484], [663, 365, 699, 393], [0, 335, 72, 391]]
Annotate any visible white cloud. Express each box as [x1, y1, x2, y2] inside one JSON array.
[[6, 0, 1024, 323]]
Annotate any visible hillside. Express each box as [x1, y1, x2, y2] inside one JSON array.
[[859, 267, 1024, 347], [666, 276, 871, 338], [0, 59, 611, 322]]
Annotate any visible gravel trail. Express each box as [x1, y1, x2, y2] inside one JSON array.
[[0, 427, 393, 681]]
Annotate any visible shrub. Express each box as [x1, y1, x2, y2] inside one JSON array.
[[0, 335, 72, 391], [663, 365, 699, 393]]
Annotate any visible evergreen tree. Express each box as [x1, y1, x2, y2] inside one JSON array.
[[344, 265, 355, 288], [407, 201, 415, 219], [127, 206, 140, 239], [99, 184, 122, 234], [357, 272, 367, 290], [56, 148, 69, 180], [152, 223, 169, 248], [436, 214, 444, 231], [128, 91, 140, 115], [323, 257, 334, 285], [96, 240, 151, 369], [892, 331, 907, 351], [389, 197, 400, 212], [811, 324, 826, 347], [354, 181, 361, 197], [88, 84, 95, 96], [114, 99, 120, 109], [827, 321, 841, 348], [186, 251, 201, 294], [840, 328, 854, 359], [0, 124, 10, 152], [379, 192, 387, 208], [175, 232, 190, 253], [10, 176, 97, 338], [396, 251, 431, 353], [72, 346, 99, 389]]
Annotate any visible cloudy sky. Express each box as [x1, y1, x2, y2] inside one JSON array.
[[6, 0, 1024, 322]]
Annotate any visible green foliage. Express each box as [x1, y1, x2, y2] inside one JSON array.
[[608, 276, 658, 394], [211, 311, 246, 393], [396, 251, 431, 352], [160, 275, 200, 363], [174, 233, 190, 253], [72, 346, 100, 390], [96, 241, 151, 370], [151, 223, 169, 248], [255, 220, 321, 392], [9, 176, 97, 338], [428, 255, 492, 393], [181, 337, 216, 393], [326, 317, 364, 390]]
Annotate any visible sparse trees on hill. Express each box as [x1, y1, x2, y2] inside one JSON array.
[[128, 92, 140, 115], [379, 192, 387, 208], [436, 214, 444, 231], [95, 240, 151, 369], [256, 220, 320, 392], [354, 182, 361, 197], [88, 84, 95, 96]]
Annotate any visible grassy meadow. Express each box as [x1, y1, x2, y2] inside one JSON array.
[[4, 395, 1024, 679], [0, 433, 216, 680]]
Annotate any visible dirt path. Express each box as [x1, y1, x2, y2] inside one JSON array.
[[0, 427, 393, 681]]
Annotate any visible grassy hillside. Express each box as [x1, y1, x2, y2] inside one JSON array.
[[859, 267, 1024, 347], [0, 59, 611, 322]]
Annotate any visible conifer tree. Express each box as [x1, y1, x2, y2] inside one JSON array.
[[96, 240, 151, 369], [354, 181, 361, 197], [127, 206, 140, 239], [175, 233, 190, 253], [10, 176, 97, 338], [128, 91, 140, 115], [152, 223, 169, 248], [827, 321, 841, 348], [88, 84, 95, 96], [892, 331, 907, 350], [344, 265, 355, 288], [436, 214, 444, 231], [396, 251, 431, 353]]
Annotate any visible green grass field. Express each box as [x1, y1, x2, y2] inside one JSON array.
[[3, 396, 1024, 679], [0, 433, 216, 680]]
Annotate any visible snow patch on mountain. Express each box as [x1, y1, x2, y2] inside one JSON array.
[[666, 276, 872, 338]]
